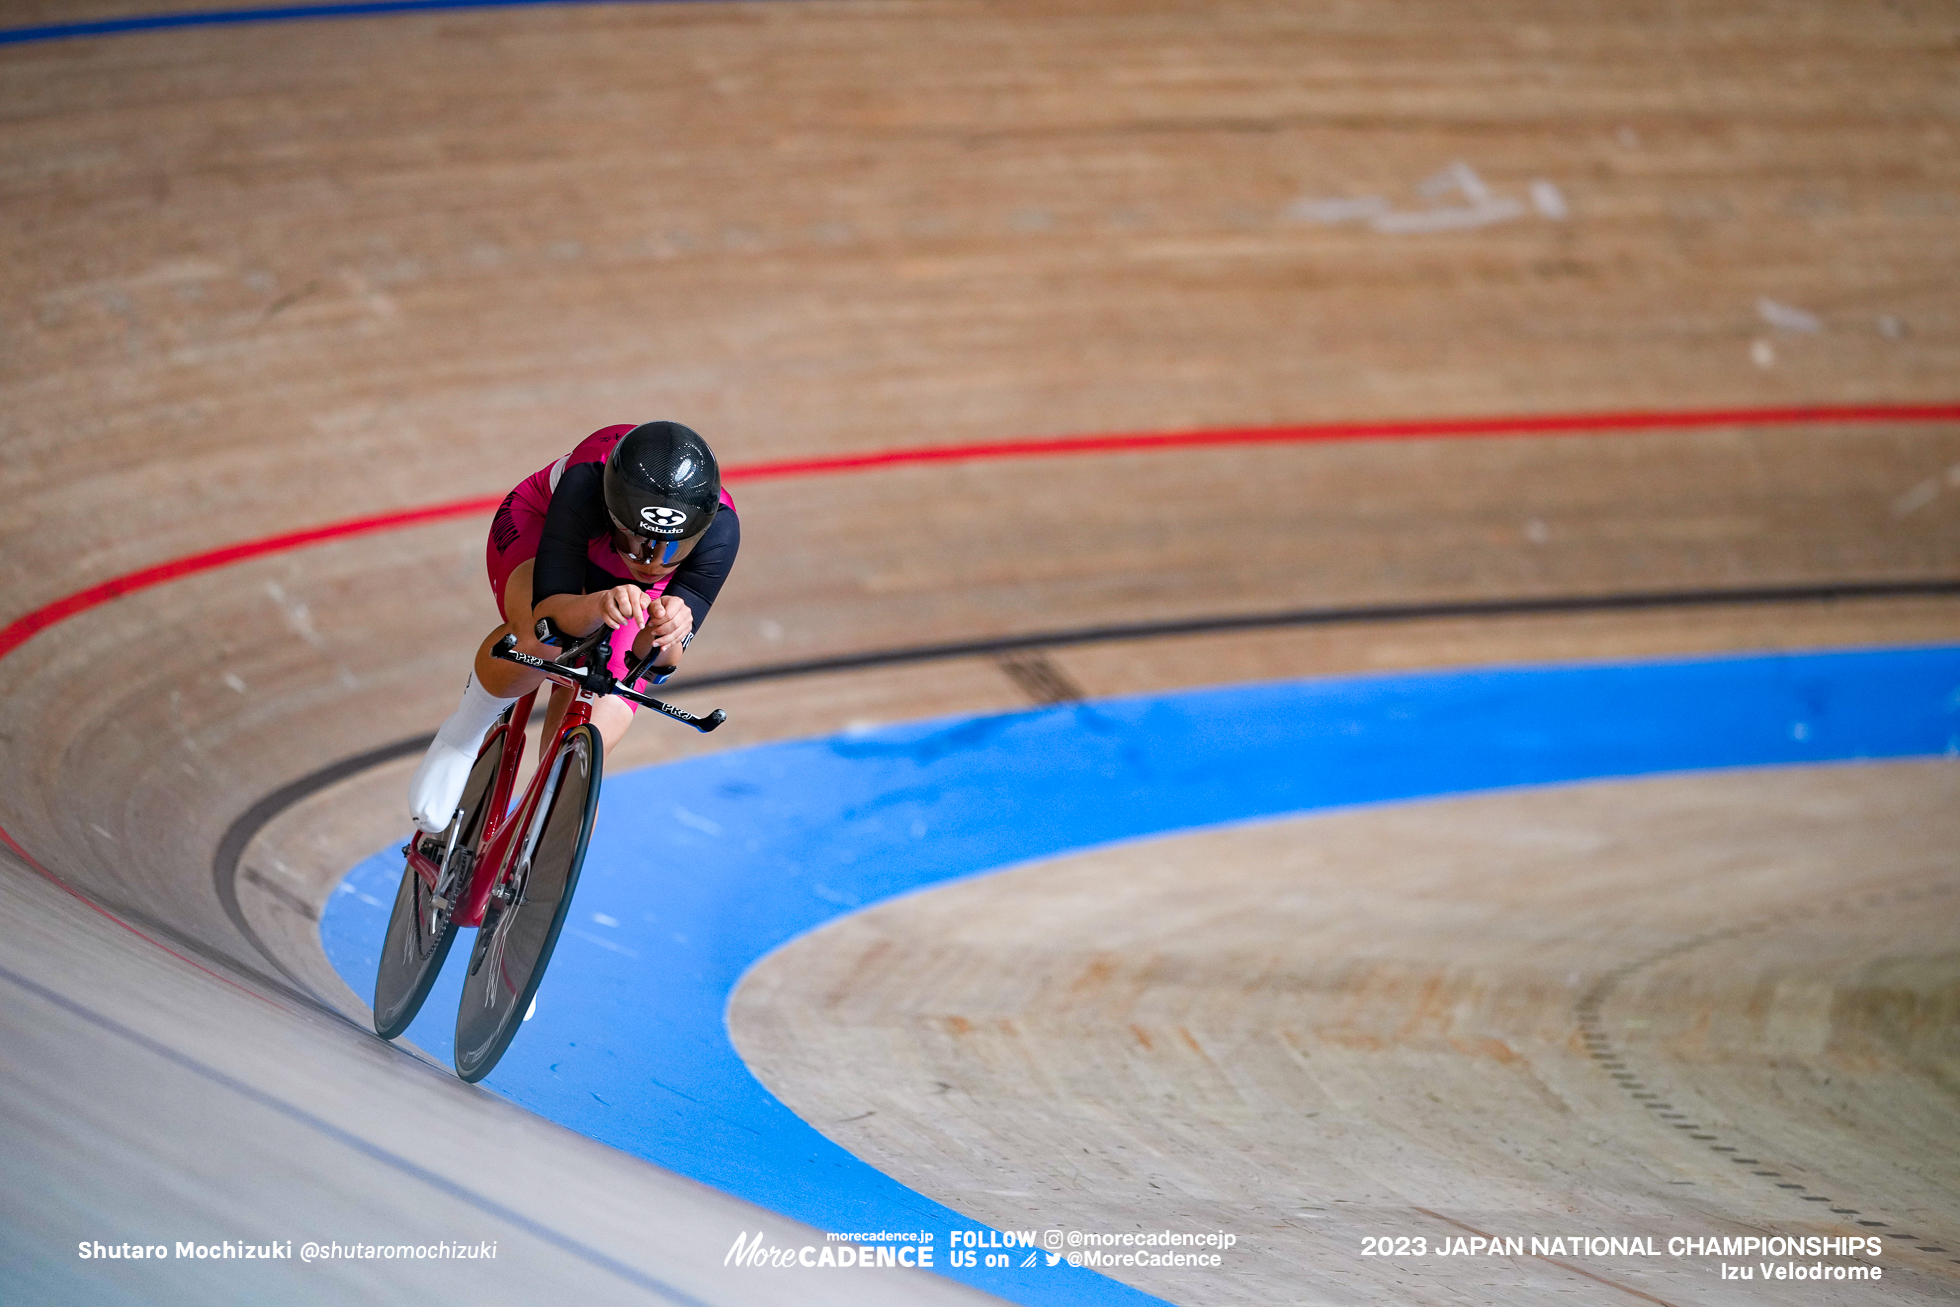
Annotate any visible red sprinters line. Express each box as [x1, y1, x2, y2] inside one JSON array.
[[0, 495, 505, 664], [4, 399, 1958, 993], [8, 404, 1960, 665], [723, 402, 1960, 481], [0, 495, 502, 1003]]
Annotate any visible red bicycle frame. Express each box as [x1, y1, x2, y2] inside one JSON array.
[[399, 627, 723, 929], [402, 685, 584, 928]]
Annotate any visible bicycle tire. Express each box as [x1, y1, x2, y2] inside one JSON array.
[[372, 725, 504, 1040], [453, 722, 600, 1083]]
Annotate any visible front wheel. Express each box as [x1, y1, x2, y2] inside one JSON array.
[[454, 723, 600, 1083], [372, 725, 504, 1040]]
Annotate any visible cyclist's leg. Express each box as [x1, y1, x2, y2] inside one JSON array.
[[407, 559, 551, 833], [533, 679, 577, 752], [473, 559, 555, 698], [533, 686, 630, 748], [590, 694, 635, 754]]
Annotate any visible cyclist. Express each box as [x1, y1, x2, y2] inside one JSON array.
[[407, 420, 739, 833]]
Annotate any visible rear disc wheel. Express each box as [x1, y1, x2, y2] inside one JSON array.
[[453, 723, 600, 1083]]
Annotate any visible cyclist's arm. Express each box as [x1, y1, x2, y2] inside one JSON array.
[[631, 508, 740, 665], [531, 463, 640, 636]]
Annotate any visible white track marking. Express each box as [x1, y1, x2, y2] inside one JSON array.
[[1892, 477, 1942, 517], [1373, 198, 1524, 233], [1758, 297, 1822, 332], [1285, 196, 1388, 224], [1286, 162, 1549, 235]]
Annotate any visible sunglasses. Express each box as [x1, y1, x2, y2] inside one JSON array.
[[610, 516, 699, 567]]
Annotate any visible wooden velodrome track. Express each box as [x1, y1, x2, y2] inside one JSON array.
[[4, 1, 1958, 1303]]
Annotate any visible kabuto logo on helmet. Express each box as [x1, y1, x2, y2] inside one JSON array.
[[641, 505, 689, 533]]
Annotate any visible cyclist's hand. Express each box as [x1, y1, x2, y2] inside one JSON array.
[[595, 584, 650, 630], [638, 595, 693, 653]]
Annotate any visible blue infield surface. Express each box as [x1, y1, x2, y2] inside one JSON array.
[[322, 644, 1960, 1304]]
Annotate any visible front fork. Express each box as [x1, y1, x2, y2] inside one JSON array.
[[466, 764, 551, 984]]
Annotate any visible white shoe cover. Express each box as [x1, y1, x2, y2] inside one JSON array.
[[407, 739, 476, 834], [408, 672, 517, 834]]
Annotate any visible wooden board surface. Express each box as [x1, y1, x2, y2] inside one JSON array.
[[3, 1, 1958, 1301], [731, 760, 1960, 1304]]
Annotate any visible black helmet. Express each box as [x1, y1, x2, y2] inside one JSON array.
[[603, 421, 721, 565]]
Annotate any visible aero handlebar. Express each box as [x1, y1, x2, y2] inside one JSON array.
[[491, 631, 726, 733]]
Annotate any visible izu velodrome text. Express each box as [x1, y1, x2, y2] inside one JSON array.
[[1365, 1235, 1885, 1258]]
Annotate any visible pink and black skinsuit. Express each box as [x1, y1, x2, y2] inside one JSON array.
[[486, 424, 738, 694]]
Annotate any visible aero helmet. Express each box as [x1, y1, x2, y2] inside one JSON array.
[[602, 421, 721, 565]]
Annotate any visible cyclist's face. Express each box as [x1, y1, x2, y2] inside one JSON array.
[[610, 521, 699, 577]]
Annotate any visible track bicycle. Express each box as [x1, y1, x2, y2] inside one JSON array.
[[372, 624, 725, 1082]]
